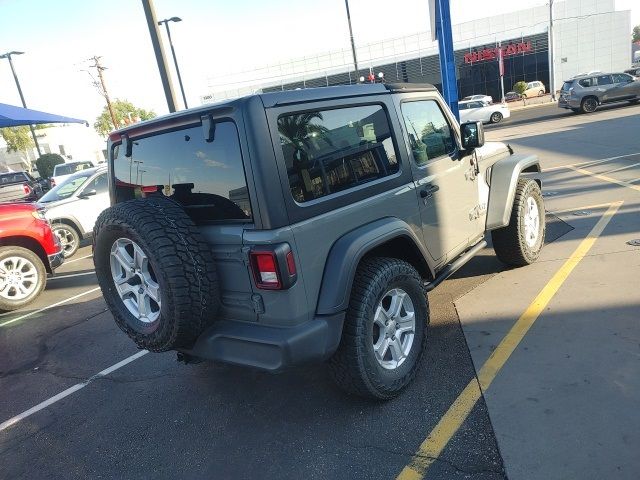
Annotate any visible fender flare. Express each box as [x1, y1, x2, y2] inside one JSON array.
[[316, 217, 432, 316], [486, 153, 541, 230]]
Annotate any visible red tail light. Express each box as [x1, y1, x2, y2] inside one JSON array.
[[250, 251, 281, 289], [249, 244, 298, 290], [23, 184, 32, 195]]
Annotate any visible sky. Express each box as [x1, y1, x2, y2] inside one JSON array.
[[0, 0, 638, 129]]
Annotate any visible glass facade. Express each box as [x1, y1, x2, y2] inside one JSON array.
[[265, 33, 550, 103]]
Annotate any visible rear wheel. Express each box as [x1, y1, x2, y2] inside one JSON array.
[[522, 93, 528, 99], [0, 246, 47, 312], [538, 90, 544, 96], [490, 112, 503, 124], [52, 223, 80, 258], [492, 179, 545, 267], [329, 257, 429, 400], [581, 97, 598, 113]]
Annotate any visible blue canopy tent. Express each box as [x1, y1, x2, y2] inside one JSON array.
[[0, 103, 87, 128]]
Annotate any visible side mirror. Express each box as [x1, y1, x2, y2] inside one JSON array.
[[461, 121, 485, 151], [79, 189, 97, 199]]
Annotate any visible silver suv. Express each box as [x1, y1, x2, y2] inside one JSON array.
[[559, 72, 640, 113]]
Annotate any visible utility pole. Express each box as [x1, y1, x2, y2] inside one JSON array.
[[141, 0, 178, 112], [0, 51, 42, 157], [90, 56, 118, 130], [548, 0, 556, 101], [344, 0, 359, 80]]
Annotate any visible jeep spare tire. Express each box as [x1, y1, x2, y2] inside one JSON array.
[[93, 197, 220, 352]]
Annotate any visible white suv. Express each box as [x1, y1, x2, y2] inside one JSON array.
[[51, 160, 95, 188], [39, 166, 109, 257]]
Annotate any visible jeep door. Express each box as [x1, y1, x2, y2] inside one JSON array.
[[394, 95, 482, 266]]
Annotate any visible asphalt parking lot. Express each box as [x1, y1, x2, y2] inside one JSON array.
[[1, 102, 639, 479]]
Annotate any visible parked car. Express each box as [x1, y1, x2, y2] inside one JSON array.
[[521, 80, 546, 98], [462, 94, 492, 104], [504, 91, 522, 102], [39, 165, 109, 258], [0, 203, 64, 311], [624, 67, 640, 77], [92, 83, 544, 399], [0, 171, 43, 203], [558, 72, 640, 113], [50, 160, 95, 188], [459, 100, 511, 124]]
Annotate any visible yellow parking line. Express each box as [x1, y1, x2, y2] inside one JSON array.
[[568, 166, 640, 193], [396, 201, 622, 480]]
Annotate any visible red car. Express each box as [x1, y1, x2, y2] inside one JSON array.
[[0, 203, 64, 311]]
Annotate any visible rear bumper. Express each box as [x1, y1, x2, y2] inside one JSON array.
[[180, 313, 345, 372], [558, 97, 579, 109], [48, 251, 65, 270]]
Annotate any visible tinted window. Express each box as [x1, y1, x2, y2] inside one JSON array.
[[596, 75, 613, 85], [458, 103, 469, 110], [561, 81, 574, 91], [82, 172, 108, 194], [113, 121, 251, 223], [54, 164, 72, 176], [578, 78, 594, 88], [0, 172, 28, 184], [401, 100, 456, 165], [612, 73, 632, 83], [278, 105, 399, 203]]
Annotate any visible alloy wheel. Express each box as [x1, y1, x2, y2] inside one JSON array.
[[372, 288, 416, 370], [110, 238, 161, 323]]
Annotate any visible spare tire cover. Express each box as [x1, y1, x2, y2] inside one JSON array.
[[93, 196, 220, 352]]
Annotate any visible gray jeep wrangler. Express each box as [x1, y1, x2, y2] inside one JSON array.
[[94, 83, 544, 399]]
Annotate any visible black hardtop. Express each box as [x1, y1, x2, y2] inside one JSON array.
[[113, 83, 437, 136]]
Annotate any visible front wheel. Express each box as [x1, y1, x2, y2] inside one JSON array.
[[52, 223, 80, 258], [0, 246, 47, 312], [329, 257, 429, 400], [490, 112, 503, 124], [492, 179, 545, 267], [538, 90, 544, 96]]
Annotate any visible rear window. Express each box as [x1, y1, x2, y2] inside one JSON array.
[[561, 81, 574, 91], [278, 105, 399, 203], [112, 120, 251, 224], [0, 172, 28, 184]]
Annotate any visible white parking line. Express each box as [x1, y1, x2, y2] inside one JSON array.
[[544, 152, 640, 172], [64, 254, 93, 264], [0, 350, 148, 433], [49, 271, 96, 281], [0, 287, 101, 328]]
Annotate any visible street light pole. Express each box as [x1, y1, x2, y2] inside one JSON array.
[[0, 51, 42, 157], [548, 0, 556, 101], [141, 0, 178, 113], [158, 17, 188, 109], [344, 0, 359, 81]]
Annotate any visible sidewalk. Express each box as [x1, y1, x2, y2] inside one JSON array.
[[508, 94, 556, 111]]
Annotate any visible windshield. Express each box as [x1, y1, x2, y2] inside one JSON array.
[[39, 172, 93, 203]]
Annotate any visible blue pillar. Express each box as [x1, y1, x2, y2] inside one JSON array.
[[435, 0, 459, 121]]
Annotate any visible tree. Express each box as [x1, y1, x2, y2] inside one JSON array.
[[513, 81, 528, 95], [0, 126, 34, 154], [93, 99, 156, 136], [633, 25, 640, 43], [35, 153, 65, 179]]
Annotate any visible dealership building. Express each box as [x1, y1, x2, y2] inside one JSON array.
[[202, 0, 632, 104]]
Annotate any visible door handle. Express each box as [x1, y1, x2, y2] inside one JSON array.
[[420, 184, 439, 198]]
